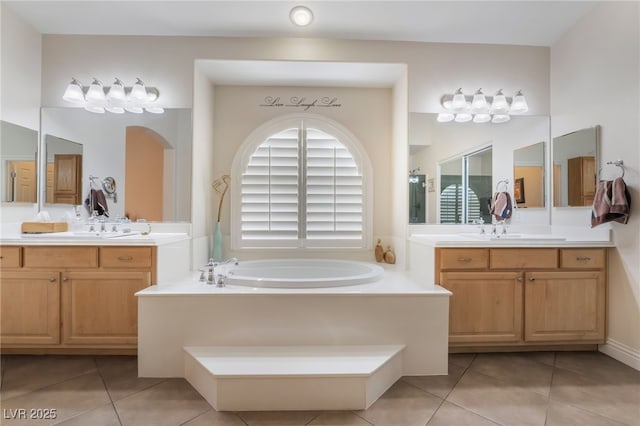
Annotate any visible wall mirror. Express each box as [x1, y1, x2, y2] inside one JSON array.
[[45, 135, 83, 205], [552, 126, 599, 207], [40, 108, 192, 221], [408, 113, 550, 224], [513, 141, 545, 208], [1, 121, 38, 203]]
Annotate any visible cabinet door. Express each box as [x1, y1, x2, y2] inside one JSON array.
[[53, 154, 82, 205], [524, 271, 605, 342], [440, 271, 523, 344], [0, 271, 60, 345], [61, 271, 151, 346]]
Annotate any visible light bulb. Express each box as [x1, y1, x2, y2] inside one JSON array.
[[129, 78, 147, 101], [86, 78, 106, 103], [451, 88, 468, 112], [106, 78, 126, 105], [290, 6, 313, 26], [509, 90, 529, 114], [62, 78, 85, 104], [490, 89, 509, 114], [471, 89, 488, 113]]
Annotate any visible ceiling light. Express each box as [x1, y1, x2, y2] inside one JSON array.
[[454, 113, 472, 123], [471, 89, 488, 113], [290, 6, 313, 26], [491, 114, 511, 124], [62, 77, 163, 114], [450, 88, 468, 112], [473, 113, 491, 123], [436, 112, 455, 123], [62, 78, 85, 104]]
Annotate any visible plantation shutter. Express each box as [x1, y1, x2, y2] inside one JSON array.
[[239, 122, 364, 247], [241, 128, 299, 242], [440, 184, 481, 224], [305, 128, 363, 243]]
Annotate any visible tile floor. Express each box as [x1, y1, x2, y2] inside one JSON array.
[[1, 351, 639, 426]]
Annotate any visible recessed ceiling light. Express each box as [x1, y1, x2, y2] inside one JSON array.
[[290, 6, 313, 27]]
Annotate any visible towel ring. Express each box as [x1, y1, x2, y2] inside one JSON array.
[[495, 179, 509, 192], [597, 160, 625, 180]]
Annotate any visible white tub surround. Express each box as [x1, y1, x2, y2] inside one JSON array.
[[137, 268, 450, 410]]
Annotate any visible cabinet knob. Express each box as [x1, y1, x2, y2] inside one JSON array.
[[49, 277, 57, 283], [528, 277, 536, 282], [62, 277, 69, 282], [576, 257, 591, 262], [517, 277, 523, 282], [458, 257, 472, 262]]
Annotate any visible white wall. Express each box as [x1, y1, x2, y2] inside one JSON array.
[[0, 4, 41, 129], [551, 1, 640, 368]]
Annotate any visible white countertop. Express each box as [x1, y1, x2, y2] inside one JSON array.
[[0, 231, 190, 246], [409, 233, 614, 248]]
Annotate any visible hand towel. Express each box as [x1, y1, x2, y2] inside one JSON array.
[[490, 191, 512, 221], [85, 188, 110, 217], [591, 178, 630, 227]]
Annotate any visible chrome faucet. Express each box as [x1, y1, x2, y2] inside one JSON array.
[[204, 257, 239, 287]]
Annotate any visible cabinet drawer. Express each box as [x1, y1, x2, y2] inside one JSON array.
[[440, 249, 489, 270], [0, 246, 21, 268], [100, 247, 152, 269], [560, 249, 606, 269], [23, 246, 98, 268], [490, 248, 557, 269]]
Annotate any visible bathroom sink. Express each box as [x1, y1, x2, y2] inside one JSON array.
[[463, 233, 566, 242]]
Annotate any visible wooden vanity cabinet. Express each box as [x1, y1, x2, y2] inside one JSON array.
[[0, 245, 154, 353], [436, 247, 607, 349]]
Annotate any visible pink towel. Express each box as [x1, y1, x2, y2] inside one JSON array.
[[490, 192, 512, 221], [591, 177, 630, 227]]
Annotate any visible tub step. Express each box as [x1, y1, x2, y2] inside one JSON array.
[[183, 345, 405, 411]]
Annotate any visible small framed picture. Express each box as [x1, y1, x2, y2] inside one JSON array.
[[514, 177, 525, 204], [427, 178, 435, 192]]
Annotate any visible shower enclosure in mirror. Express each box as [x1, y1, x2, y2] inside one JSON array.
[[513, 141, 545, 208], [409, 168, 426, 223], [1, 121, 38, 203], [408, 113, 550, 224], [552, 126, 599, 207]]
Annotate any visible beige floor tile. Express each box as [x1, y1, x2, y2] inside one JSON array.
[[1, 356, 97, 400], [402, 362, 466, 399], [545, 400, 627, 426], [356, 380, 442, 426], [447, 370, 548, 426], [427, 401, 500, 426], [52, 403, 121, 426], [114, 378, 211, 426], [449, 353, 476, 369], [469, 352, 554, 397], [0, 372, 111, 426], [95, 355, 165, 401], [182, 409, 248, 425], [237, 410, 319, 425], [555, 351, 640, 383], [307, 411, 374, 425], [550, 367, 640, 425]]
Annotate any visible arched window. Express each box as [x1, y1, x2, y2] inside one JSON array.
[[231, 115, 372, 249]]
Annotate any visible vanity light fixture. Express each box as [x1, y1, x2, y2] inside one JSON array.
[[290, 5, 314, 26], [437, 88, 528, 124], [61, 77, 164, 114]]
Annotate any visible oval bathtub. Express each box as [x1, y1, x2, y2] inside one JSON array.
[[225, 259, 384, 288]]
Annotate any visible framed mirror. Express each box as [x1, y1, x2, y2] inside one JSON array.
[[513, 141, 545, 208], [409, 113, 550, 224], [552, 126, 599, 207], [40, 108, 192, 221], [1, 121, 38, 203]]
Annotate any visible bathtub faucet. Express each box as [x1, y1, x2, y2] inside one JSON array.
[[205, 257, 238, 287]]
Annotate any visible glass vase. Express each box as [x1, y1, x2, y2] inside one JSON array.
[[213, 221, 223, 261]]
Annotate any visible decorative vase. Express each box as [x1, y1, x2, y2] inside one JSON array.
[[213, 221, 223, 261]]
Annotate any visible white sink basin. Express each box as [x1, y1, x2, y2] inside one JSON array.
[[463, 233, 566, 242]]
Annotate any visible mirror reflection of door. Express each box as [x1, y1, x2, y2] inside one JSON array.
[[6, 161, 37, 202], [125, 126, 172, 222]]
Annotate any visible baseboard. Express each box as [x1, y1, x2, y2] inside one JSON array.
[[599, 338, 640, 371]]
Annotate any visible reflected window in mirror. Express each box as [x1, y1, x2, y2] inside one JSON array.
[[439, 147, 492, 224], [45, 135, 83, 205], [1, 121, 38, 203], [552, 126, 599, 207], [513, 142, 545, 208]]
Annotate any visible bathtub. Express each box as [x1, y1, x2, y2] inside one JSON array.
[[224, 259, 384, 288]]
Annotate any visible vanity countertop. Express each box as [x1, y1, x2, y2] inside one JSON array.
[[0, 231, 190, 246], [409, 233, 614, 248]]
